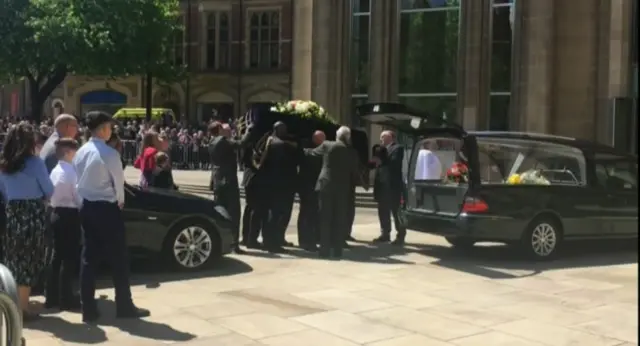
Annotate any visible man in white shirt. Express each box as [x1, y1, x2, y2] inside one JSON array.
[[415, 141, 442, 180], [45, 137, 82, 311]]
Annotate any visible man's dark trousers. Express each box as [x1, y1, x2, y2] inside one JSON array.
[[80, 201, 133, 312], [264, 187, 294, 249], [45, 207, 81, 306], [297, 188, 318, 247], [241, 182, 265, 245], [214, 184, 241, 246], [318, 189, 350, 257], [377, 189, 406, 239]]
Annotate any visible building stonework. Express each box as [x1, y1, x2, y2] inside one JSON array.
[[3, 0, 636, 152]]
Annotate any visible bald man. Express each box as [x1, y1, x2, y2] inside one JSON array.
[[373, 130, 407, 245], [41, 113, 79, 172], [296, 130, 325, 251]]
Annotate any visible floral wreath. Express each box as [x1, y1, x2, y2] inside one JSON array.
[[270, 100, 336, 124], [445, 161, 469, 184]]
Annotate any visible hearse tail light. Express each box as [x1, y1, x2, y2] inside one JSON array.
[[461, 197, 489, 213]]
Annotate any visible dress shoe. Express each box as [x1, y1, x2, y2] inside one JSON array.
[[267, 246, 288, 254], [281, 240, 294, 247], [373, 235, 391, 243], [60, 298, 83, 312], [232, 245, 246, 254], [116, 306, 151, 319], [301, 244, 318, 252], [246, 242, 263, 250], [82, 309, 101, 323], [391, 237, 405, 246]]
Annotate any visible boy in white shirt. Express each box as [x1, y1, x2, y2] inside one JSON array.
[[45, 137, 82, 311]]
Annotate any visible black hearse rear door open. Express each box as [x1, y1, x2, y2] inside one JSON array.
[[357, 103, 481, 233]]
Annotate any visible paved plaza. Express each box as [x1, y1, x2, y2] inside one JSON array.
[[22, 169, 638, 346]]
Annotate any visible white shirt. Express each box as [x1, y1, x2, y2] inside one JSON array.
[[415, 149, 442, 180], [49, 160, 82, 208]]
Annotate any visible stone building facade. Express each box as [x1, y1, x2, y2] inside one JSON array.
[[1, 0, 637, 153], [2, 0, 295, 124], [293, 0, 638, 152]]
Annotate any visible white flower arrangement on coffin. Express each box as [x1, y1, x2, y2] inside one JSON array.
[[270, 100, 336, 124], [506, 169, 551, 185]]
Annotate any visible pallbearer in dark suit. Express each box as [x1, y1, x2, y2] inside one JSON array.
[[296, 131, 325, 251], [305, 126, 360, 258], [258, 122, 299, 253], [373, 130, 407, 245], [208, 122, 249, 254], [239, 125, 266, 249]]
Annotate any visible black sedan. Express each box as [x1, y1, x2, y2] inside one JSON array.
[[123, 183, 234, 270]]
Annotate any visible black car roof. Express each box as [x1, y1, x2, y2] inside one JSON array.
[[470, 131, 637, 158]]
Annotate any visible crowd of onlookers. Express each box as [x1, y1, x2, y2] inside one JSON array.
[[0, 116, 235, 170]]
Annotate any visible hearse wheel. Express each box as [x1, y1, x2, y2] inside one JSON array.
[[445, 237, 476, 250], [164, 220, 220, 271], [521, 217, 562, 261]]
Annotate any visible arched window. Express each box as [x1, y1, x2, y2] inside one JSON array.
[[204, 11, 231, 70], [248, 10, 281, 68]]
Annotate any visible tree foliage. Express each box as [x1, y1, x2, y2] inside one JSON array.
[[0, 0, 182, 121]]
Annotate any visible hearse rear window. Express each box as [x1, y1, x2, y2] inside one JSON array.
[[410, 137, 587, 186], [411, 137, 465, 184], [476, 138, 587, 186]]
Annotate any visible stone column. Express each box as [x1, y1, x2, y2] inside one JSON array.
[[368, 0, 399, 103], [290, 0, 313, 101], [456, 0, 492, 130], [368, 0, 399, 145], [306, 0, 351, 123], [509, 0, 555, 133], [593, 0, 635, 145]]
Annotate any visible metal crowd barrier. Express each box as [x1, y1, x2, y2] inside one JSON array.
[[121, 140, 213, 170], [0, 264, 23, 346]]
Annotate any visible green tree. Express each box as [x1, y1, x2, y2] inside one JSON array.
[[0, 0, 183, 121]]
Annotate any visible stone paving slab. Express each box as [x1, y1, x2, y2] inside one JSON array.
[[23, 184, 639, 346]]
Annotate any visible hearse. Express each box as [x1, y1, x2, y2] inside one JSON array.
[[358, 103, 638, 260]]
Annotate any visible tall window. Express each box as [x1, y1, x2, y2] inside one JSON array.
[[397, 0, 460, 122], [172, 15, 186, 66], [205, 11, 231, 70], [489, 0, 514, 130], [248, 11, 281, 69], [351, 0, 370, 127]]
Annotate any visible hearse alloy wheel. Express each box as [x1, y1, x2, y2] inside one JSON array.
[[524, 219, 562, 260]]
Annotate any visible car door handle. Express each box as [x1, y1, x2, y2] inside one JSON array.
[[147, 216, 158, 220]]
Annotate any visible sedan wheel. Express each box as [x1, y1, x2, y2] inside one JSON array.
[[172, 226, 213, 269]]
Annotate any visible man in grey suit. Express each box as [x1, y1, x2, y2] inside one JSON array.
[[306, 126, 361, 258], [40, 114, 79, 172]]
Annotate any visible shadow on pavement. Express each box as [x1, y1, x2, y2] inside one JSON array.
[[96, 299, 195, 342], [28, 297, 196, 344], [99, 256, 253, 290], [27, 316, 108, 344], [241, 242, 415, 265], [408, 239, 638, 279]]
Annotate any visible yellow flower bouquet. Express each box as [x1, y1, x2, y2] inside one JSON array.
[[506, 170, 551, 185]]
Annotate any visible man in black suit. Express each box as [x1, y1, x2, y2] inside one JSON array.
[[240, 125, 266, 249], [306, 126, 360, 258], [373, 130, 407, 245], [296, 130, 325, 251], [208, 122, 249, 253], [258, 122, 299, 253]]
